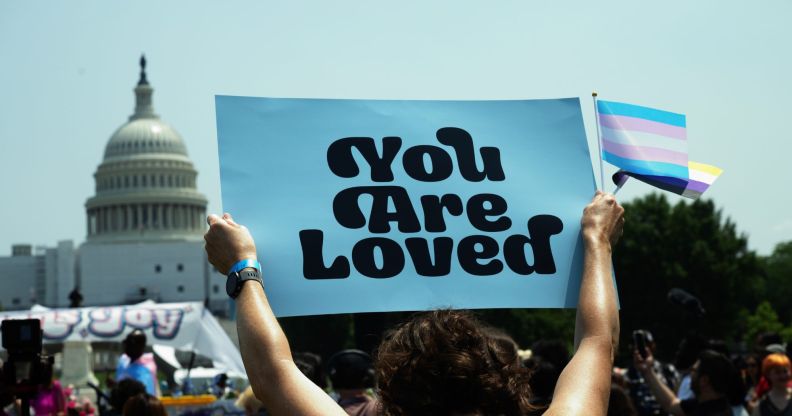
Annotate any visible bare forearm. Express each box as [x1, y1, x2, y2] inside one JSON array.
[[236, 281, 293, 400], [642, 368, 681, 414], [574, 235, 619, 355]]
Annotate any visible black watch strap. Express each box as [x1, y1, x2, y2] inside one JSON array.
[[227, 267, 263, 299]]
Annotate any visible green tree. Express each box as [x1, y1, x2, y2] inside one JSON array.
[[614, 193, 764, 363], [761, 241, 792, 324], [741, 301, 792, 346]]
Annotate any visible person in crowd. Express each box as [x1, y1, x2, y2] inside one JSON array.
[[523, 339, 570, 411], [110, 379, 147, 415], [635, 348, 743, 416], [122, 394, 167, 416], [626, 329, 681, 415], [203, 191, 624, 416], [751, 353, 791, 416], [739, 354, 762, 413], [116, 330, 159, 396], [675, 335, 709, 400], [609, 384, 639, 416], [327, 349, 378, 416], [30, 363, 66, 416], [236, 386, 268, 415], [293, 352, 327, 391]]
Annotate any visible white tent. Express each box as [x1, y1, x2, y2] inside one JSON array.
[[0, 301, 245, 375]]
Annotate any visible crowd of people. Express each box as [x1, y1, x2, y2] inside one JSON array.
[[3, 192, 790, 415]]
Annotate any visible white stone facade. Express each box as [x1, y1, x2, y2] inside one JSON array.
[[0, 57, 226, 315]]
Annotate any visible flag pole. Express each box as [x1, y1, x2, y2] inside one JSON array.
[[592, 92, 606, 191]]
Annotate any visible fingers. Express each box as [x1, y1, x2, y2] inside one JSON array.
[[207, 214, 224, 226], [223, 213, 239, 227]]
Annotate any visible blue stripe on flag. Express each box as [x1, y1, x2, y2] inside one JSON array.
[[597, 100, 686, 127], [603, 151, 689, 178]]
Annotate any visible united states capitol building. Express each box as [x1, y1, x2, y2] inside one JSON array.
[[0, 58, 228, 314]]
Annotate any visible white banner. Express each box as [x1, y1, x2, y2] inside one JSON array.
[[0, 301, 244, 376]]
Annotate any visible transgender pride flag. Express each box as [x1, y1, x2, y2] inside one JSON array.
[[597, 100, 689, 179]]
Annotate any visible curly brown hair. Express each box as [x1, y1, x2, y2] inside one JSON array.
[[374, 310, 534, 416]]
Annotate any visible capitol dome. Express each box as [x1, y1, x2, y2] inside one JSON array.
[[85, 56, 207, 243]]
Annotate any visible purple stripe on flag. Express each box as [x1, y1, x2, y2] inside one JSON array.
[[602, 139, 688, 166], [599, 114, 687, 140], [646, 175, 710, 193], [684, 179, 710, 193]]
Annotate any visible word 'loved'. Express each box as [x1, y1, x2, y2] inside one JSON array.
[[299, 127, 563, 279]]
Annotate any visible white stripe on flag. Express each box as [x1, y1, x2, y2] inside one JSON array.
[[689, 169, 719, 185], [600, 125, 688, 154]]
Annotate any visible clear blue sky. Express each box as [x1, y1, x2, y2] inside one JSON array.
[[1, 1, 789, 256]]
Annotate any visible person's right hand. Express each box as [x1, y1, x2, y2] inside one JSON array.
[[633, 348, 655, 375], [581, 191, 625, 246], [204, 213, 258, 275]]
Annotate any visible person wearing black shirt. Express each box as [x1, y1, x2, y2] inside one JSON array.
[[635, 348, 738, 416]]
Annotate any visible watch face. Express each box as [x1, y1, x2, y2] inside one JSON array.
[[226, 273, 239, 297]]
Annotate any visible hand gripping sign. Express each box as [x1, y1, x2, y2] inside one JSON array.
[[215, 97, 597, 317]]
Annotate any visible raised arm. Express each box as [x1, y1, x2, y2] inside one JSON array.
[[634, 350, 685, 416], [204, 213, 347, 416], [546, 191, 623, 416]]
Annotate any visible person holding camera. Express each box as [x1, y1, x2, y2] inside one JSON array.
[[627, 329, 681, 415], [634, 348, 742, 416]]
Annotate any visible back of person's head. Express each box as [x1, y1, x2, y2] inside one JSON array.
[[375, 310, 533, 416], [529, 339, 570, 370], [327, 349, 375, 390], [123, 329, 147, 361], [675, 334, 706, 370], [608, 384, 637, 416], [696, 350, 741, 398], [481, 326, 520, 366], [756, 332, 783, 349], [293, 351, 326, 390], [122, 393, 167, 416], [706, 338, 730, 356], [523, 357, 558, 407], [111, 379, 147, 413]]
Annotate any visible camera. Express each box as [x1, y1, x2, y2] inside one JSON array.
[[2, 319, 54, 400]]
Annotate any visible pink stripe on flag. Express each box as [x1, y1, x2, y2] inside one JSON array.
[[602, 139, 688, 166], [599, 114, 687, 140]]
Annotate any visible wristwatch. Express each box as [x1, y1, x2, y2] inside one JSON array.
[[226, 259, 263, 299]]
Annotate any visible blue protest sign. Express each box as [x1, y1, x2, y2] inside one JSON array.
[[216, 97, 596, 317]]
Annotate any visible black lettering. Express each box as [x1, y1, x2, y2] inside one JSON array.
[[402, 145, 453, 182], [333, 186, 421, 233], [466, 193, 511, 232], [420, 194, 463, 232], [352, 237, 405, 278], [503, 215, 564, 275], [299, 230, 350, 279], [457, 235, 503, 276], [405, 237, 453, 276], [435, 127, 505, 182], [327, 137, 402, 181]]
